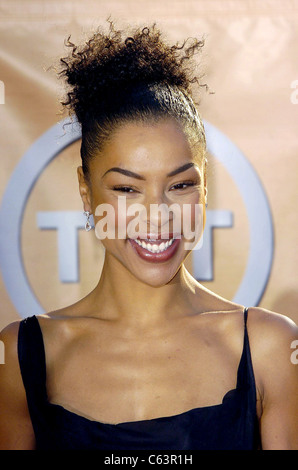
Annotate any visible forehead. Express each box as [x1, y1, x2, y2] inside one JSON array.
[[92, 118, 203, 175]]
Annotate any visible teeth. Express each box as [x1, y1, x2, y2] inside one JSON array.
[[134, 238, 175, 253]]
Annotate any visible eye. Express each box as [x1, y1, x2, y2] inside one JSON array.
[[169, 181, 196, 191], [112, 186, 138, 193]]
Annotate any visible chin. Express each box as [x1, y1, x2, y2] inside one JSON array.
[[128, 262, 182, 288]]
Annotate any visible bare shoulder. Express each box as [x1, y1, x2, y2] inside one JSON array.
[[36, 301, 86, 332], [0, 318, 28, 389], [37, 295, 94, 327], [245, 307, 298, 394], [35, 309, 78, 357], [0, 320, 24, 405], [0, 319, 21, 359], [0, 320, 35, 449], [246, 306, 298, 352], [244, 307, 298, 449], [31, 304, 99, 364]]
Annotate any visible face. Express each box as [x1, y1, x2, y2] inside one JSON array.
[[78, 117, 207, 287]]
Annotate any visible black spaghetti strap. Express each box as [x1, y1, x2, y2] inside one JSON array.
[[18, 315, 47, 406], [236, 307, 256, 395], [244, 306, 248, 324]]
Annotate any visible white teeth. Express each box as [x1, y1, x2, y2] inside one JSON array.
[[134, 238, 175, 253]]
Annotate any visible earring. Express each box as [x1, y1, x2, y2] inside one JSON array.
[[84, 211, 92, 231], [205, 188, 208, 209]]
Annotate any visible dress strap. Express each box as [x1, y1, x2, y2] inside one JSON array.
[[244, 306, 248, 325], [236, 307, 256, 395], [18, 315, 48, 407]]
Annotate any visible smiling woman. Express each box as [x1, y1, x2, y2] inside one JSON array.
[[92, 120, 205, 265], [0, 21, 297, 451]]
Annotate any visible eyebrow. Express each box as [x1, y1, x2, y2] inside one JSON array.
[[102, 162, 197, 180], [167, 162, 197, 177]]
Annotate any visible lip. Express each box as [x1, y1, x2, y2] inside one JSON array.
[[128, 237, 181, 263]]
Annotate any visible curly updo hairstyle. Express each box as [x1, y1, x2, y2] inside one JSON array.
[[59, 21, 207, 180]]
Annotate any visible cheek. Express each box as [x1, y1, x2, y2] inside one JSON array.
[[114, 198, 147, 239], [178, 194, 204, 248], [114, 198, 127, 238], [93, 197, 144, 241], [93, 197, 120, 241]]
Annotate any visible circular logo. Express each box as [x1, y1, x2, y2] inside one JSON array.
[[0, 118, 274, 318]]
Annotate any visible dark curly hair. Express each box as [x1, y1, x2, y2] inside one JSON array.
[[59, 21, 207, 179]]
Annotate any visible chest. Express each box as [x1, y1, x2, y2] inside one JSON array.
[[46, 329, 240, 423]]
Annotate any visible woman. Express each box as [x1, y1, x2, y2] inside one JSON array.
[[0, 23, 297, 450]]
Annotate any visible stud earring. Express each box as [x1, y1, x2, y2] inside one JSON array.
[[84, 211, 92, 231]]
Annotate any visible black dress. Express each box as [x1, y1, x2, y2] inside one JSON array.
[[17, 307, 260, 450]]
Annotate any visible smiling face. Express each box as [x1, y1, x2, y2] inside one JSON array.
[[78, 117, 207, 287]]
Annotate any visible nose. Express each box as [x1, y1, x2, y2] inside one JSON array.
[[141, 192, 175, 235], [147, 203, 171, 231]]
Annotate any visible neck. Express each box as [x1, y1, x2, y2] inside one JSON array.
[[88, 255, 198, 329]]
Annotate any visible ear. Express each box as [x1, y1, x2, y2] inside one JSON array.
[[77, 166, 92, 213]]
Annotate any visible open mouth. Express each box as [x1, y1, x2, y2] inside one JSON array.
[[128, 235, 181, 262], [133, 238, 175, 254]]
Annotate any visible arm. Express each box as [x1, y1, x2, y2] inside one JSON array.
[[0, 322, 36, 450], [249, 308, 298, 450]]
